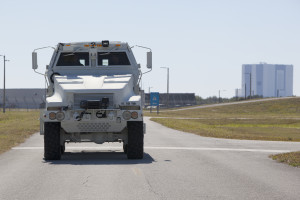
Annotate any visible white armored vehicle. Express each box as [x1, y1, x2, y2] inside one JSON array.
[[32, 41, 152, 160]]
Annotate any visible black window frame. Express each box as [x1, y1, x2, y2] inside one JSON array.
[[56, 52, 90, 66], [98, 52, 131, 66]]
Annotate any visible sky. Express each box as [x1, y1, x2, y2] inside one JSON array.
[[0, 0, 299, 98]]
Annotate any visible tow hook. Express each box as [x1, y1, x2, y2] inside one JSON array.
[[73, 112, 81, 121]]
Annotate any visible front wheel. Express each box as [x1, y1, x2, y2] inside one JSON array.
[[123, 143, 128, 154], [127, 121, 144, 159], [44, 122, 61, 160], [61, 144, 65, 154]]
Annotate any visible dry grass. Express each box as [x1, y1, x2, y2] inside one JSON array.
[[0, 110, 40, 154], [270, 152, 300, 167], [151, 118, 300, 141], [148, 98, 300, 141], [145, 97, 300, 118]]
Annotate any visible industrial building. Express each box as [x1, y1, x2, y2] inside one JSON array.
[[0, 89, 46, 109], [144, 93, 196, 108], [0, 89, 196, 109], [238, 63, 293, 98]]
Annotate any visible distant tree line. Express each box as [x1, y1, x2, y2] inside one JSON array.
[[195, 95, 263, 105]]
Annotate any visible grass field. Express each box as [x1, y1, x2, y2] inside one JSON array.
[[0, 110, 40, 154], [146, 98, 300, 141], [146, 97, 300, 118], [270, 152, 300, 167]]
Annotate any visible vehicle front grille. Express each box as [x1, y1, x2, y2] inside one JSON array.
[[77, 122, 111, 132], [74, 93, 113, 109]]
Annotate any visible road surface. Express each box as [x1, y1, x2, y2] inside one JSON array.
[[0, 117, 299, 200]]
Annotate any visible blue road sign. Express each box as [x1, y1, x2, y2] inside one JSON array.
[[150, 92, 159, 106]]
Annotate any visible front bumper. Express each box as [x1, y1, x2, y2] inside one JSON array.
[[40, 109, 143, 133]]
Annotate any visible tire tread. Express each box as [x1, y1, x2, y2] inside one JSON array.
[[127, 121, 144, 159], [44, 122, 61, 160]]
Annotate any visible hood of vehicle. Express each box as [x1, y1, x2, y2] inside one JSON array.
[[54, 74, 132, 91], [46, 74, 134, 107]]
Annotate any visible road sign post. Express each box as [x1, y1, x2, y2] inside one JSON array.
[[150, 92, 159, 114]]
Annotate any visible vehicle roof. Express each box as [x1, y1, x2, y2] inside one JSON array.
[[58, 41, 129, 51], [60, 41, 125, 45]]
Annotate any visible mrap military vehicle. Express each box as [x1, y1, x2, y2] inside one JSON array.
[[32, 40, 152, 160]]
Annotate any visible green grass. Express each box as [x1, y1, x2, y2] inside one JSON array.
[[151, 118, 300, 141], [270, 152, 300, 167], [145, 97, 300, 118], [0, 110, 40, 154], [148, 98, 300, 141]]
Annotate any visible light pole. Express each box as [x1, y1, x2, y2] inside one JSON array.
[[148, 86, 153, 94], [245, 72, 252, 99], [0, 55, 9, 113], [160, 67, 169, 108], [218, 90, 226, 103]]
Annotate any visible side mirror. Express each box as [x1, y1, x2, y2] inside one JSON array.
[[32, 52, 38, 69], [147, 51, 152, 69]]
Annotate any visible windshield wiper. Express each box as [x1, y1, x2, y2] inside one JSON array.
[[63, 46, 85, 57], [98, 46, 118, 56]]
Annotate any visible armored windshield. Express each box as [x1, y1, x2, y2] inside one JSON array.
[[98, 52, 130, 66], [57, 52, 89, 66]]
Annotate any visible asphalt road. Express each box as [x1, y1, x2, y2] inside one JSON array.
[[0, 117, 300, 200]]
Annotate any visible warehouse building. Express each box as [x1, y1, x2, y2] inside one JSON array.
[[0, 89, 46, 109]]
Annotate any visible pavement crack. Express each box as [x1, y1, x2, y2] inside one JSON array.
[[82, 175, 90, 186], [145, 177, 163, 199]]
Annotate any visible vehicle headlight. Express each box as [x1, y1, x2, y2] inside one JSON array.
[[131, 111, 138, 119], [49, 112, 56, 120], [122, 111, 131, 120], [56, 112, 65, 121]]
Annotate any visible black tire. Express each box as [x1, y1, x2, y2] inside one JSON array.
[[127, 121, 144, 159], [44, 122, 61, 160], [61, 144, 65, 154], [123, 143, 128, 154]]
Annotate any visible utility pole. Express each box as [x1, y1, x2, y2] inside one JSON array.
[[219, 90, 226, 103], [0, 55, 9, 113], [160, 67, 169, 108], [167, 67, 169, 107]]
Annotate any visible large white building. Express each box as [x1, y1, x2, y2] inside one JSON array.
[[238, 63, 293, 98]]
